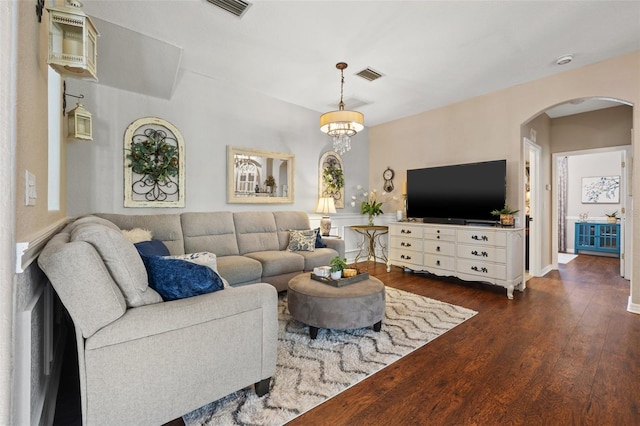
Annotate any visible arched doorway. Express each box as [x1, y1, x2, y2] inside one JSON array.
[[521, 97, 633, 285]]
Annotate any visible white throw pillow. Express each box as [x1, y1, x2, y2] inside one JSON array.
[[164, 252, 231, 288]]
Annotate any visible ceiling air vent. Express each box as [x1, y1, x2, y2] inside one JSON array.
[[206, 0, 252, 18], [356, 67, 384, 82]]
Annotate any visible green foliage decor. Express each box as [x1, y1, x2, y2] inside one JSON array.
[[329, 256, 348, 273], [323, 163, 344, 193], [127, 130, 179, 184], [491, 204, 519, 216]]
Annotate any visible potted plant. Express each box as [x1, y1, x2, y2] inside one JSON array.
[[329, 256, 348, 280], [605, 211, 618, 223], [264, 175, 276, 194], [491, 204, 519, 226]]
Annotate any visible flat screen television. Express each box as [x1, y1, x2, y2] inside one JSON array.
[[407, 159, 506, 225]]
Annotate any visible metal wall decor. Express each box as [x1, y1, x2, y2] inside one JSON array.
[[319, 151, 344, 208], [124, 117, 185, 207]]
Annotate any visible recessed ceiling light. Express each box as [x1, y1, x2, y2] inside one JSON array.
[[556, 54, 573, 66]]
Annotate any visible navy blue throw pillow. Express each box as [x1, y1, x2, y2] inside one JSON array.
[[140, 255, 224, 301], [314, 228, 326, 248], [135, 240, 170, 257]]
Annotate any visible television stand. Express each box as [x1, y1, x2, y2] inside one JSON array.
[[387, 222, 524, 299]]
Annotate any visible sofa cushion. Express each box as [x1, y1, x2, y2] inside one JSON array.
[[296, 248, 341, 272], [165, 252, 231, 288], [215, 255, 263, 286], [274, 211, 312, 250], [287, 229, 316, 252], [244, 250, 304, 277], [181, 212, 240, 256], [95, 213, 185, 255], [64, 215, 122, 234], [234, 212, 280, 254], [141, 255, 225, 301], [71, 223, 163, 307], [135, 240, 171, 257]]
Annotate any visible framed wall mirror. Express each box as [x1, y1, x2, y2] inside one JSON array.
[[227, 146, 295, 204]]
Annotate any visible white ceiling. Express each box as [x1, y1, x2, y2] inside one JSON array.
[[82, 0, 640, 126]]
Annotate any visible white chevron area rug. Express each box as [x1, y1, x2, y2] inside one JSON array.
[[183, 286, 477, 426]]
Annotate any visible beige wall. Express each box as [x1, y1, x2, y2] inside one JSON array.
[[370, 51, 640, 309], [551, 105, 633, 153], [14, 4, 67, 242]]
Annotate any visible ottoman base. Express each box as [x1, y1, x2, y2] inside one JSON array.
[[287, 273, 386, 339]]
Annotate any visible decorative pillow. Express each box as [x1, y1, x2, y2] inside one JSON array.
[[165, 252, 231, 288], [287, 229, 316, 252], [122, 228, 153, 244], [140, 255, 225, 301], [314, 228, 327, 248], [135, 240, 171, 257]]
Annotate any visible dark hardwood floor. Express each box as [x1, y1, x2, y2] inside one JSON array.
[[55, 255, 640, 425]]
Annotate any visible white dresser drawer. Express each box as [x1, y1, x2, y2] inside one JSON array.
[[457, 258, 507, 280], [457, 229, 507, 247], [424, 229, 455, 242], [424, 240, 455, 256], [391, 224, 423, 238], [424, 255, 455, 271], [390, 236, 423, 252], [389, 250, 423, 268], [456, 245, 507, 263]]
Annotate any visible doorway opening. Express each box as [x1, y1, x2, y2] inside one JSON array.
[[521, 97, 633, 289]]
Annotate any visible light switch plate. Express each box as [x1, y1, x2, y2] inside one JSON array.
[[25, 170, 36, 206]]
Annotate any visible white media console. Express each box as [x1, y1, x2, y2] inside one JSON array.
[[387, 222, 525, 299]]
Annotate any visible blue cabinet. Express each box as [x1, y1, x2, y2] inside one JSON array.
[[574, 222, 620, 256]]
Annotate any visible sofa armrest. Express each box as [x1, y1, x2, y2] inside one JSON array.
[[81, 283, 278, 425], [323, 237, 345, 258]]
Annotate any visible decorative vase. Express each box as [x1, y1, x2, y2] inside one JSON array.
[[368, 214, 375, 226], [330, 270, 342, 280], [607, 216, 617, 223]]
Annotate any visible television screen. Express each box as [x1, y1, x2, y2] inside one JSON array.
[[407, 160, 506, 224]]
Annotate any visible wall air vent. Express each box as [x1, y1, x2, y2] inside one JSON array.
[[356, 67, 384, 82], [206, 0, 252, 18]]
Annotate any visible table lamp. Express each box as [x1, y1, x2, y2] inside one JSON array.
[[316, 197, 336, 236]]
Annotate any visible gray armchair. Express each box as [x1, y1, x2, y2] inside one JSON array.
[[38, 222, 278, 425]]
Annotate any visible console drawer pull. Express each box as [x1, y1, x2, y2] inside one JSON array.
[[471, 266, 489, 273]]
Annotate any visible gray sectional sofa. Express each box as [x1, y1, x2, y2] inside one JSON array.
[[38, 210, 343, 425], [97, 210, 345, 291]]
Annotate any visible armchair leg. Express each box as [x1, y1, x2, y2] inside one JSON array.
[[254, 377, 271, 397]]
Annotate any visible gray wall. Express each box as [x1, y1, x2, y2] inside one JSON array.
[[66, 69, 370, 217]]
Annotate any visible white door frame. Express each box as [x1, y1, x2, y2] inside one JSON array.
[[551, 146, 632, 277], [524, 138, 542, 276]]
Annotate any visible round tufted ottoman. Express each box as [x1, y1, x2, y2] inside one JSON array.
[[287, 273, 386, 339]]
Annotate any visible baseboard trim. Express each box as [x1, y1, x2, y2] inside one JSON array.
[[627, 297, 640, 315]]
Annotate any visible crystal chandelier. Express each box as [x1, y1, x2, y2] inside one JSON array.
[[320, 62, 364, 155]]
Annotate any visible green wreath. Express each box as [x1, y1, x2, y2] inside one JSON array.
[[126, 129, 179, 184], [323, 163, 344, 193]]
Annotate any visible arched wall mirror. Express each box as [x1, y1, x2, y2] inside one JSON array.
[[227, 146, 295, 204]]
